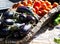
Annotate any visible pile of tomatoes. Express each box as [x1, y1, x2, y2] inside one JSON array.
[[12, 0, 59, 17], [33, 0, 59, 16]]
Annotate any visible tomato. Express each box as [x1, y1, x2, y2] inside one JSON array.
[[48, 5, 52, 9], [12, 2, 24, 8], [41, 10, 45, 16], [45, 1, 51, 6], [17, 2, 24, 7], [32, 0, 59, 16], [22, 1, 27, 6], [45, 7, 51, 11], [40, 0, 45, 4], [40, 10, 48, 16], [35, 0, 39, 1], [33, 1, 41, 8], [34, 6, 39, 11], [33, 8, 36, 13], [53, 2, 59, 8], [45, 1, 52, 8], [43, 10, 48, 14], [41, 3, 47, 9], [39, 6, 44, 11], [27, 0, 32, 5], [39, 1, 47, 9], [12, 3, 18, 8], [37, 11, 42, 16], [27, 4, 32, 7]]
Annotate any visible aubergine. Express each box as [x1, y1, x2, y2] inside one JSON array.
[[0, 21, 3, 29], [15, 23, 25, 27], [16, 6, 39, 23], [10, 31, 21, 39], [26, 15, 36, 24], [9, 30, 26, 40], [18, 14, 26, 23], [17, 24, 32, 39], [10, 23, 25, 31], [3, 11, 14, 19], [16, 6, 34, 16], [0, 20, 2, 25], [4, 19, 15, 25], [0, 6, 39, 39], [7, 24, 25, 40], [23, 24, 32, 31], [19, 24, 32, 35], [0, 28, 10, 37]]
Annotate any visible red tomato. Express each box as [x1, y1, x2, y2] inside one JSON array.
[[27, 4, 32, 6], [45, 1, 52, 9], [53, 2, 59, 8], [18, 2, 24, 7], [48, 5, 52, 9], [41, 3, 47, 9], [39, 6, 44, 11], [34, 0, 38, 2], [27, 0, 32, 5], [45, 7, 51, 11], [22, 1, 27, 6], [34, 6, 39, 11], [12, 3, 18, 8], [12, 2, 24, 8], [45, 1, 51, 6], [40, 1, 45, 4], [33, 1, 41, 8], [43, 10, 48, 14], [33, 8, 36, 13], [40, 10, 48, 16], [37, 11, 42, 16]]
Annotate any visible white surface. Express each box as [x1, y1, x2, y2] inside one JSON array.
[[0, 0, 13, 10], [29, 25, 60, 44]]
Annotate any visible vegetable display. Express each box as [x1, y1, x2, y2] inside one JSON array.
[[0, 6, 39, 39], [33, 1, 58, 16], [0, 0, 59, 40], [12, 0, 59, 17]]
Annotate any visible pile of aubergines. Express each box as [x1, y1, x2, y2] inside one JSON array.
[[0, 6, 39, 40]]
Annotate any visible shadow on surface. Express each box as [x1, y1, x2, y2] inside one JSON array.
[[25, 23, 55, 44], [25, 25, 49, 44]]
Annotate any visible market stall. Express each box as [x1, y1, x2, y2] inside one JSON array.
[[0, 0, 60, 44]]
